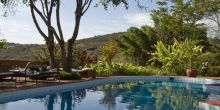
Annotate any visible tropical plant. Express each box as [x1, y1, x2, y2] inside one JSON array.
[[98, 41, 117, 62], [151, 38, 203, 75], [115, 26, 156, 66], [180, 39, 204, 69]]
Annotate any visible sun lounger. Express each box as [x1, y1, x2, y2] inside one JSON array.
[[71, 68, 96, 78], [0, 72, 17, 87], [10, 62, 59, 82], [0, 72, 16, 79], [9, 62, 32, 81], [29, 69, 59, 80]]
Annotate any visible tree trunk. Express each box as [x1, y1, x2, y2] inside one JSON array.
[[59, 41, 67, 70], [47, 31, 58, 68], [63, 11, 82, 72], [63, 39, 74, 72]]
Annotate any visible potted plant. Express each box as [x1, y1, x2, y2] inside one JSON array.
[[182, 39, 203, 77]]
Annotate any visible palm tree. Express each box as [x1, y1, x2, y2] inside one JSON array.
[[115, 26, 156, 65]]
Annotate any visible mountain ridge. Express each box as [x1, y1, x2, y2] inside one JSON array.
[[0, 32, 124, 60]]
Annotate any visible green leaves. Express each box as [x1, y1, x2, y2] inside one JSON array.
[[152, 0, 208, 45], [86, 61, 168, 76], [151, 38, 204, 75], [98, 41, 117, 62], [99, 0, 129, 10], [0, 39, 7, 49], [115, 26, 156, 66]]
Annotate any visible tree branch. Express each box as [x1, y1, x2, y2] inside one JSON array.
[[30, 6, 48, 40], [30, 0, 61, 43], [30, 0, 48, 25], [48, 0, 54, 18], [45, 0, 49, 15], [56, 0, 64, 41], [82, 0, 93, 15], [40, 0, 47, 18]]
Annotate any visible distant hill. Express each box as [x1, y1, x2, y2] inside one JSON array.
[[0, 32, 124, 60], [77, 32, 124, 51]]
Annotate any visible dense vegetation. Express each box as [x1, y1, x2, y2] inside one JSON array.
[[1, 0, 220, 77]]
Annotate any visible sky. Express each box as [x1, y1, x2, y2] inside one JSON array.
[[0, 0, 156, 44]]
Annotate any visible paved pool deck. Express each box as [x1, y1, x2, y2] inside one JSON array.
[[0, 77, 106, 93]]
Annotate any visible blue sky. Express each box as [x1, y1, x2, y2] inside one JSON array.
[[0, 0, 156, 44]]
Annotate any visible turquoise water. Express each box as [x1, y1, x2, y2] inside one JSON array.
[[0, 81, 219, 110]]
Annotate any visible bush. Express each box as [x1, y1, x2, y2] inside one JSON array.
[[205, 66, 220, 77], [85, 61, 170, 76], [57, 71, 81, 80], [199, 52, 220, 66]]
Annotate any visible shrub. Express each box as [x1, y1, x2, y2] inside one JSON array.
[[204, 66, 220, 77], [199, 52, 220, 66], [0, 39, 7, 49], [57, 71, 81, 80], [98, 41, 117, 62], [86, 62, 170, 76]]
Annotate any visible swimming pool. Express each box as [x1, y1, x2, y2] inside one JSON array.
[[0, 77, 220, 110]]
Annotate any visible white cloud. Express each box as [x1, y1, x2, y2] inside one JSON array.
[[123, 13, 153, 27], [0, 19, 44, 44]]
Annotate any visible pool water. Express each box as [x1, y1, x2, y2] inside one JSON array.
[[0, 81, 219, 110]]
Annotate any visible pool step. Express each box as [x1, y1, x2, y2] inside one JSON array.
[[199, 100, 220, 110]]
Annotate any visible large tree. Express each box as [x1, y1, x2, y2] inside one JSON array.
[[27, 0, 134, 71], [0, 0, 143, 71], [151, 1, 207, 45], [199, 0, 220, 38]]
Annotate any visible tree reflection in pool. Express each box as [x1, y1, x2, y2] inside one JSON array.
[[0, 81, 217, 110]]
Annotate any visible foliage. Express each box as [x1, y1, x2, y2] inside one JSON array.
[[151, 1, 208, 45], [205, 66, 220, 77], [32, 45, 52, 63], [0, 0, 19, 16], [0, 39, 7, 49], [199, 52, 220, 66], [98, 41, 117, 62], [78, 50, 98, 68], [23, 0, 138, 72], [57, 71, 81, 80], [200, 0, 220, 27], [32, 44, 97, 68], [0, 33, 118, 60], [151, 38, 203, 75], [115, 26, 156, 66], [86, 61, 169, 76]]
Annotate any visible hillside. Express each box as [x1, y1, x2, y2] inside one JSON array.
[[77, 32, 124, 51], [0, 32, 124, 60]]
